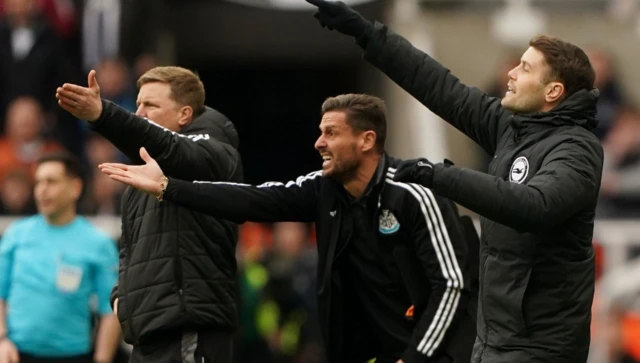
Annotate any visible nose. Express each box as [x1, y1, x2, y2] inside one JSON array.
[[314, 135, 326, 151], [135, 105, 146, 117], [507, 67, 517, 80]]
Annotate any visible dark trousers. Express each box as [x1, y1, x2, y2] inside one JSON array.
[[129, 330, 233, 363], [19, 353, 92, 363]]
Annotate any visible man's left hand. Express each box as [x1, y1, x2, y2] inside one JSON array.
[[306, 0, 373, 38], [56, 70, 103, 122], [100, 147, 166, 197], [393, 158, 435, 188]]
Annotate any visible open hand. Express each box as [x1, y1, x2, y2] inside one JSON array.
[[56, 70, 103, 122], [99, 147, 165, 196]]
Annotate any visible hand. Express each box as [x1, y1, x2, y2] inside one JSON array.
[[393, 158, 435, 188], [305, 0, 373, 38], [0, 338, 19, 363], [56, 70, 103, 122], [99, 147, 165, 196]]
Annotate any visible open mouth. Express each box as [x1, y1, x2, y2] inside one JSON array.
[[322, 155, 332, 167], [506, 84, 515, 96]]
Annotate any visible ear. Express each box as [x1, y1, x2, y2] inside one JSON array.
[[361, 130, 377, 152], [177, 106, 194, 127], [545, 81, 565, 103]]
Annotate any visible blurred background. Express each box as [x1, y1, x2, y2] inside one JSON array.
[[0, 0, 639, 362]]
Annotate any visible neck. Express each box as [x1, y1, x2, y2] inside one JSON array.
[[45, 208, 76, 226], [343, 153, 382, 199]]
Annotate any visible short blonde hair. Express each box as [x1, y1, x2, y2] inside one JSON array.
[[137, 66, 205, 117]]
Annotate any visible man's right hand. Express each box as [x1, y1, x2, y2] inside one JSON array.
[[0, 338, 19, 363], [56, 70, 103, 122]]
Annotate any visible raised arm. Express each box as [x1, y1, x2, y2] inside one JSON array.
[[56, 71, 241, 182], [306, 0, 509, 155], [362, 23, 507, 154], [90, 100, 241, 181]]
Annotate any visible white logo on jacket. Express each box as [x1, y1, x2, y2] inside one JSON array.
[[509, 156, 529, 184], [379, 209, 400, 234]]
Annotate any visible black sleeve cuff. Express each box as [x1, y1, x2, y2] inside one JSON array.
[[401, 347, 429, 363], [89, 99, 113, 130]]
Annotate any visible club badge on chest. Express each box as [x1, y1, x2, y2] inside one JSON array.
[[509, 156, 530, 184]]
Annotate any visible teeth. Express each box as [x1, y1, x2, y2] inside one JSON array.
[[322, 156, 331, 160]]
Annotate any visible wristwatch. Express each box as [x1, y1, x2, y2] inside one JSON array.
[[156, 176, 169, 202]]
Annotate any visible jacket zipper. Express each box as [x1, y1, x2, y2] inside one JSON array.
[[122, 217, 136, 340], [174, 204, 186, 311], [479, 220, 489, 362]]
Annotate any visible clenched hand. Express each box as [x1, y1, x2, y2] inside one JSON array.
[[56, 70, 103, 122]]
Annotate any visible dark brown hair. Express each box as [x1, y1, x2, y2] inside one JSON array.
[[321, 94, 387, 152], [38, 151, 84, 180], [529, 35, 595, 98], [137, 66, 206, 118]]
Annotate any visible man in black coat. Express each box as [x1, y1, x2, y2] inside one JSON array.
[[99, 93, 479, 363], [56, 67, 243, 363], [305, 2, 604, 363]]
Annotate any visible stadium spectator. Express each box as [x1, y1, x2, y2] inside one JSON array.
[[0, 96, 63, 183]]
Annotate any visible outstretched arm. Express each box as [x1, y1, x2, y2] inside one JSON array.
[[100, 147, 321, 223], [306, 0, 509, 155], [394, 139, 603, 232], [56, 71, 240, 181]]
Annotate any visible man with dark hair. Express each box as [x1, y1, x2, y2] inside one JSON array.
[[100, 93, 479, 363], [55, 67, 243, 363], [305, 2, 603, 363], [0, 152, 121, 363]]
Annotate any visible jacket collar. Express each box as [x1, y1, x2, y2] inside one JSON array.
[[334, 153, 389, 204], [510, 88, 599, 138]]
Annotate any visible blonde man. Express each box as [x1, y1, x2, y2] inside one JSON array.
[[56, 67, 243, 363]]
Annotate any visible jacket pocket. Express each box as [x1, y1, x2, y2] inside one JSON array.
[[482, 253, 531, 343]]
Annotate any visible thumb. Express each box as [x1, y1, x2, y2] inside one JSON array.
[[139, 147, 153, 163], [88, 70, 99, 90]]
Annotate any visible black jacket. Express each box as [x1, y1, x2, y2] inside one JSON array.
[[92, 101, 243, 345], [360, 23, 604, 363], [161, 154, 478, 363]]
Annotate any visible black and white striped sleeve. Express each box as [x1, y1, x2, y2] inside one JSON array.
[[387, 171, 470, 363], [163, 171, 323, 224]]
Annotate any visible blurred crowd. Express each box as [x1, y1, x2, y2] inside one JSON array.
[[0, 0, 640, 362]]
